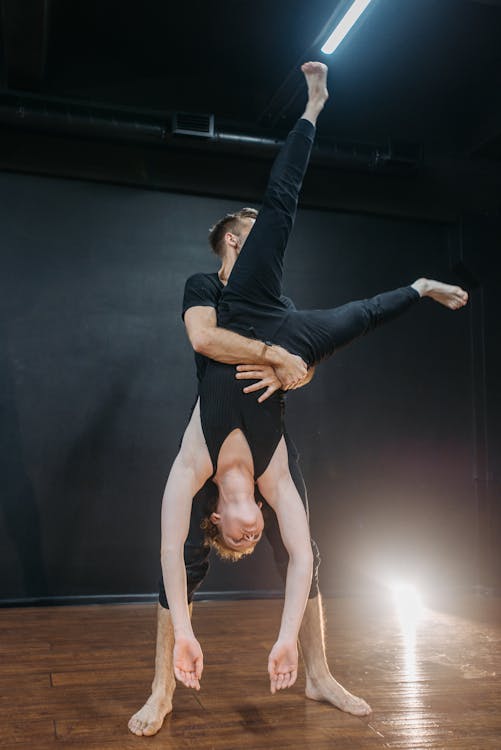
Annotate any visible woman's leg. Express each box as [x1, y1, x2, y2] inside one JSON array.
[[222, 119, 315, 307], [221, 63, 327, 310], [289, 278, 468, 365], [284, 286, 419, 364], [318, 285, 421, 356]]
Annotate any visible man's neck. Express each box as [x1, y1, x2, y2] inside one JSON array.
[[218, 251, 237, 286]]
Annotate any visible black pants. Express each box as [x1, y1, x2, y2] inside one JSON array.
[[158, 429, 321, 608], [218, 118, 420, 366]]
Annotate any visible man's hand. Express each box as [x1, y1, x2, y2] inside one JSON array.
[[235, 364, 282, 403], [173, 635, 204, 690], [267, 638, 298, 694], [271, 347, 307, 390], [236, 360, 316, 402]]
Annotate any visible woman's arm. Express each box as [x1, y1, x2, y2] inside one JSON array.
[[160, 400, 213, 689], [257, 438, 314, 693]]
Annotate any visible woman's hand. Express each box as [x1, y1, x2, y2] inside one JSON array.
[[267, 638, 298, 694], [173, 635, 204, 690]]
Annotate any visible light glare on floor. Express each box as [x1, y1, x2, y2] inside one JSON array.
[[391, 582, 423, 625], [321, 0, 374, 55]]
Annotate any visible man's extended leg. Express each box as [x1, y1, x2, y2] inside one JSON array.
[[300, 595, 371, 716]]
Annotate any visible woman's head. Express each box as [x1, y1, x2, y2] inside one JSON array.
[[202, 500, 264, 562]]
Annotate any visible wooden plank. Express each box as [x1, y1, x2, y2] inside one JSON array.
[[51, 667, 152, 688], [0, 718, 54, 746]]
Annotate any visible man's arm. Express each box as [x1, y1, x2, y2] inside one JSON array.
[[184, 306, 307, 388]]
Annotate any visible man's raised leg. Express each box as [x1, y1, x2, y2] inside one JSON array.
[[299, 595, 372, 716]]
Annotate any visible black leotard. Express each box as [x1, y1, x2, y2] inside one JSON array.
[[182, 272, 296, 478], [198, 360, 284, 479]]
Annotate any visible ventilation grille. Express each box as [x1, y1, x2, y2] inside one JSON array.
[[172, 112, 214, 137]]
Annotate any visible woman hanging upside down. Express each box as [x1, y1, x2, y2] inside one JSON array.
[[160, 61, 468, 696]]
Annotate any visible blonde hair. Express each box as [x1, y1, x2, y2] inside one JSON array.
[[201, 516, 256, 562]]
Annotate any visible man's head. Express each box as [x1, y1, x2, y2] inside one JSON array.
[[208, 208, 257, 259], [202, 499, 264, 562]]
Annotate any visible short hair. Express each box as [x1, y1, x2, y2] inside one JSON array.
[[200, 516, 257, 562], [208, 207, 258, 258]]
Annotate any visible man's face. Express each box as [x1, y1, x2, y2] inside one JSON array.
[[235, 217, 255, 254]]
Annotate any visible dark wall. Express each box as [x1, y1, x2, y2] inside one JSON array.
[[281, 212, 474, 595], [0, 169, 493, 604]]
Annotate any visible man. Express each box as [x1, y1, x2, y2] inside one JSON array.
[[128, 62, 374, 738]]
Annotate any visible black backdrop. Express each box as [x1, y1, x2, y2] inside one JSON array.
[[0, 170, 481, 603]]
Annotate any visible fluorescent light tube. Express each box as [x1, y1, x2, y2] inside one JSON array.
[[321, 0, 374, 54]]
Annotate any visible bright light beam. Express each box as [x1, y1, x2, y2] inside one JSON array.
[[390, 583, 423, 683], [321, 0, 374, 55], [390, 583, 423, 631]]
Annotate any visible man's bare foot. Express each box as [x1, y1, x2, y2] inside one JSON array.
[[411, 278, 469, 310], [305, 676, 372, 716], [128, 694, 172, 737], [301, 62, 329, 125]]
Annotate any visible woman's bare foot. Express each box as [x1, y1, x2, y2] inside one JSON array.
[[305, 675, 372, 716], [128, 694, 172, 737], [301, 61, 329, 124], [411, 278, 469, 310]]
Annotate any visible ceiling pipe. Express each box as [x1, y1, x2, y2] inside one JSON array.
[[0, 100, 165, 142], [0, 96, 420, 174]]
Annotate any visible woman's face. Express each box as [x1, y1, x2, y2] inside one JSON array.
[[211, 501, 264, 552]]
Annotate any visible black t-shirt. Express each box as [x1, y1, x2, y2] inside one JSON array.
[[182, 271, 296, 382], [182, 272, 224, 382]]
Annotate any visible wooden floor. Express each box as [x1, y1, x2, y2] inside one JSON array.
[[1, 594, 501, 749]]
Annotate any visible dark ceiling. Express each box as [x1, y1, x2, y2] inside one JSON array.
[[1, 0, 501, 161]]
